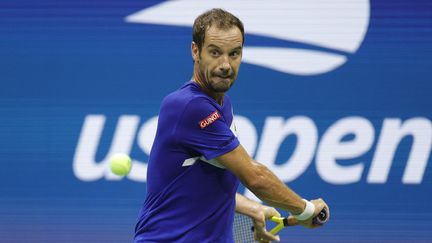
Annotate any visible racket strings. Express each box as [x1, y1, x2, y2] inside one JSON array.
[[232, 213, 255, 243]]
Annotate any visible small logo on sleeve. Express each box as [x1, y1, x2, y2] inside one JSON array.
[[199, 111, 221, 129]]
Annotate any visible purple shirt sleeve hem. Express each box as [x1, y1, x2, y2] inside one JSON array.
[[203, 138, 241, 160]]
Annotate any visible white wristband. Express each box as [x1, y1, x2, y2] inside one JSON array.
[[293, 199, 315, 221]]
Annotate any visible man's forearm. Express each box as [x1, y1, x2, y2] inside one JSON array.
[[245, 161, 305, 215], [216, 145, 306, 215], [235, 192, 261, 217]]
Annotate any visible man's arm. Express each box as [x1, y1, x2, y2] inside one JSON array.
[[218, 145, 305, 213], [236, 193, 282, 221], [235, 193, 300, 226], [217, 145, 329, 227], [235, 193, 282, 242]]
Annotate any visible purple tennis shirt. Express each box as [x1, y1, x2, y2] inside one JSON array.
[[134, 81, 240, 242]]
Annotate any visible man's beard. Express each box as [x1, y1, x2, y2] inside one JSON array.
[[202, 69, 236, 93], [208, 78, 234, 92]]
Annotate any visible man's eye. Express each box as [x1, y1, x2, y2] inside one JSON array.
[[211, 50, 220, 56], [230, 51, 239, 57]]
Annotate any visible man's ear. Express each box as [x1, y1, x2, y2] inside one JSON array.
[[191, 41, 199, 62]]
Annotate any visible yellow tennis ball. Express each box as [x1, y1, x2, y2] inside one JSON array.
[[110, 153, 132, 176]]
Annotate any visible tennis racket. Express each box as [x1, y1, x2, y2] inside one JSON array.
[[267, 208, 329, 234], [251, 208, 329, 235]]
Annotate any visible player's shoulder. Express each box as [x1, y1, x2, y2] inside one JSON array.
[[162, 81, 217, 112]]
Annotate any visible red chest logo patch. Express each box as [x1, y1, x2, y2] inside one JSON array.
[[199, 111, 221, 129]]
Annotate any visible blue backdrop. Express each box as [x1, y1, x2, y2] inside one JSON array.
[[0, 0, 431, 242]]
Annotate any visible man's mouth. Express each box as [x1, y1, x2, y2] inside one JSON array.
[[215, 75, 231, 79]]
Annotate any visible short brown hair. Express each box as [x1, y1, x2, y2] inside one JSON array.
[[192, 8, 244, 51]]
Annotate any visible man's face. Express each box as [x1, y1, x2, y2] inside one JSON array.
[[193, 26, 243, 93]]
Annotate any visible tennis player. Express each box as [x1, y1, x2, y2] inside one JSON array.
[[134, 8, 330, 243]]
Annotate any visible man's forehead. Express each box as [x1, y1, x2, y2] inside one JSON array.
[[204, 26, 243, 48]]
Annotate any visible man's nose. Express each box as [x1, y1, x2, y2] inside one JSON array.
[[219, 56, 231, 73]]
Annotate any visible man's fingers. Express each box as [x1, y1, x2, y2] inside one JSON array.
[[262, 206, 281, 219], [311, 198, 330, 223], [310, 199, 325, 215], [252, 206, 283, 242], [322, 202, 330, 221], [287, 215, 299, 226], [254, 230, 280, 242], [296, 198, 331, 229], [254, 222, 280, 242]]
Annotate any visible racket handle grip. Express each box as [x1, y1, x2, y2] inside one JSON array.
[[312, 208, 328, 225]]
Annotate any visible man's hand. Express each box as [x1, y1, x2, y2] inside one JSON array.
[[236, 193, 282, 242], [252, 205, 281, 243], [297, 198, 330, 229]]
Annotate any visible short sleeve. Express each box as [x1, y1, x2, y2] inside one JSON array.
[[174, 98, 240, 160]]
